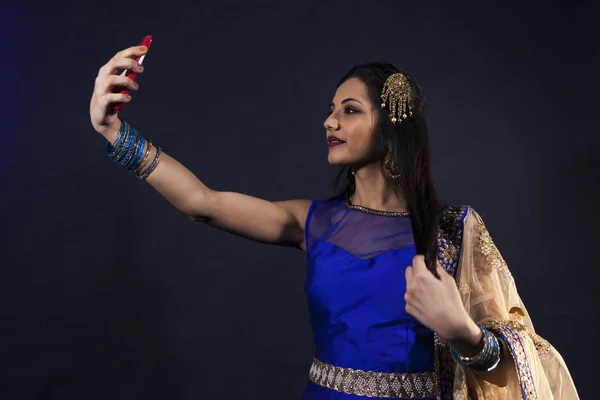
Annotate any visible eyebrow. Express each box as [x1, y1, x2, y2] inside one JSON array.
[[329, 97, 363, 108]]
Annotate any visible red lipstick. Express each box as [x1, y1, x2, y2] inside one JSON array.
[[327, 136, 346, 148]]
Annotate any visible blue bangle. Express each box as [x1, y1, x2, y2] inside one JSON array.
[[453, 323, 501, 371], [106, 120, 159, 180], [111, 122, 132, 163], [127, 136, 147, 172], [105, 120, 128, 157], [117, 126, 138, 166], [123, 130, 144, 170], [106, 126, 126, 159]]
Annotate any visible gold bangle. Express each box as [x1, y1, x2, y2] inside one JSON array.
[[140, 152, 161, 180], [135, 139, 153, 174]]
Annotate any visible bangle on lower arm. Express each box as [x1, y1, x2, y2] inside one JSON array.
[[453, 322, 502, 372], [136, 146, 162, 180], [105, 120, 161, 181]]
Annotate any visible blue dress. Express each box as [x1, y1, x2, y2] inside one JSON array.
[[302, 199, 468, 400]]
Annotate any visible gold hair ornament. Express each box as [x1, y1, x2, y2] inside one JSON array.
[[380, 73, 413, 124]]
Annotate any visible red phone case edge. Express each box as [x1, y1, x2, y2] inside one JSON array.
[[113, 35, 153, 112]]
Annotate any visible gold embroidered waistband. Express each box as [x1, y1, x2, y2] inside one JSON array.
[[308, 358, 439, 399]]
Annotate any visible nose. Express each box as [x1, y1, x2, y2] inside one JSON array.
[[324, 113, 339, 131]]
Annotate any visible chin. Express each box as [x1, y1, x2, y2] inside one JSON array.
[[328, 147, 362, 165], [327, 154, 346, 165]]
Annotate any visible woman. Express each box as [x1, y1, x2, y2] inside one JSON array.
[[89, 45, 579, 399]]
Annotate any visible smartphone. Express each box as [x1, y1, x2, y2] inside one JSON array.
[[113, 35, 153, 111]]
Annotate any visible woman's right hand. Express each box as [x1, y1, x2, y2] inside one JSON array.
[[89, 45, 147, 142]]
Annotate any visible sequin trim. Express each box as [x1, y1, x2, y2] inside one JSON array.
[[437, 205, 469, 278], [344, 196, 411, 217], [435, 336, 458, 400], [435, 204, 470, 400], [308, 358, 438, 398]]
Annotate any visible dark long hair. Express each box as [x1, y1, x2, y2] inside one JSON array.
[[327, 62, 442, 274]]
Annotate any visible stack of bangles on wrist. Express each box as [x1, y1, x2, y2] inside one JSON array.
[[453, 322, 502, 371], [105, 120, 161, 180]]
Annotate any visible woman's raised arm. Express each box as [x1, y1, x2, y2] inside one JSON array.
[[89, 45, 311, 250]]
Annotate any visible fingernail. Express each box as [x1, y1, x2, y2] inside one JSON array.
[[138, 64, 144, 71], [133, 82, 139, 88], [139, 46, 147, 52]]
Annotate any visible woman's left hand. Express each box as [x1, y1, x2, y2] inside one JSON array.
[[404, 255, 479, 345]]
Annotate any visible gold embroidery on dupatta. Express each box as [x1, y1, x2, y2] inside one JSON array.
[[474, 219, 512, 280], [530, 333, 551, 360], [508, 308, 551, 359], [458, 281, 471, 296]]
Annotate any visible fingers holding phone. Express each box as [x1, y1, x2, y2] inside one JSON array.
[[114, 35, 153, 111], [89, 36, 153, 139]]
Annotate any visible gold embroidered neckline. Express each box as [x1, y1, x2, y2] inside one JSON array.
[[344, 197, 410, 217]]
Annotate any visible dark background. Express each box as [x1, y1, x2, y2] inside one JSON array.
[[1, 0, 598, 399]]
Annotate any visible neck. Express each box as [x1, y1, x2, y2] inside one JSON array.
[[349, 163, 408, 213]]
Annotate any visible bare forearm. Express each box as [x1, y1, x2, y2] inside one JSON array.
[[444, 318, 482, 358], [104, 122, 210, 215]]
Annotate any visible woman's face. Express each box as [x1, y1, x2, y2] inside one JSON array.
[[324, 77, 379, 166]]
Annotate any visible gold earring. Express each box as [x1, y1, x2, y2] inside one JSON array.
[[384, 156, 401, 179], [384, 143, 401, 179]]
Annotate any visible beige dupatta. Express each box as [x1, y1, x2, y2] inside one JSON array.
[[438, 206, 579, 399]]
